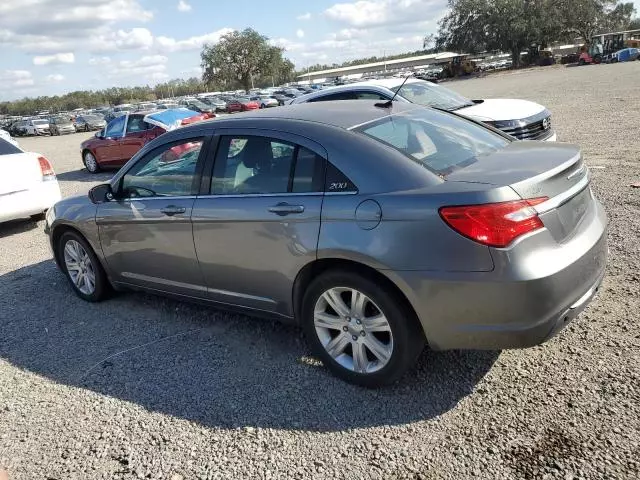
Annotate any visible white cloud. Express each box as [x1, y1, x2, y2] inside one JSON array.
[[0, 70, 35, 89], [296, 29, 305, 39], [177, 0, 192, 12], [46, 73, 65, 82], [88, 56, 111, 66], [269, 37, 305, 52], [0, 1, 152, 35], [297, 12, 312, 20], [91, 28, 154, 52], [330, 28, 366, 41], [156, 27, 234, 52], [325, 0, 445, 28], [0, 1, 153, 55], [109, 55, 169, 78], [33, 52, 75, 65]]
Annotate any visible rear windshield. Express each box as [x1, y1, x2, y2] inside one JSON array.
[[0, 138, 22, 155], [32, 119, 48, 125], [355, 108, 509, 176]]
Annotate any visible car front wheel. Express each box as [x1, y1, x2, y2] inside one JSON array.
[[302, 270, 425, 387], [83, 151, 100, 173], [58, 231, 109, 302]]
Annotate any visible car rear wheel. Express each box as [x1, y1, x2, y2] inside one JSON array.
[[83, 151, 100, 173], [302, 270, 425, 387], [58, 231, 109, 302]]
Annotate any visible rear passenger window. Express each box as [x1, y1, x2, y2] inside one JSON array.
[[211, 136, 325, 195], [309, 91, 357, 102]]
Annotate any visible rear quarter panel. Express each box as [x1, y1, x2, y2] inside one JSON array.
[[318, 185, 519, 272]]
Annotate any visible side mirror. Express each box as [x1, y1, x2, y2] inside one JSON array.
[[95, 129, 104, 138], [88, 183, 114, 204]]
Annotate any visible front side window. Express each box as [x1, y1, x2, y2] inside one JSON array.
[[356, 108, 509, 176], [120, 138, 204, 198], [105, 116, 126, 138], [211, 136, 324, 195], [355, 91, 389, 100]]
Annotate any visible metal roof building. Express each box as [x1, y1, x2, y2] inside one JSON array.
[[297, 52, 466, 82]]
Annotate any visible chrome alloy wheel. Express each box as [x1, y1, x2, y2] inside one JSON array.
[[314, 287, 394, 374], [63, 239, 96, 295], [84, 151, 98, 172]]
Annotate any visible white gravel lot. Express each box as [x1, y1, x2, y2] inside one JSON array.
[[1, 62, 639, 480]]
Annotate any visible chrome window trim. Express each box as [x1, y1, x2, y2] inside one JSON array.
[[195, 191, 358, 199], [115, 195, 198, 202]]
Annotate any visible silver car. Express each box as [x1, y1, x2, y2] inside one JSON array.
[[45, 101, 607, 387]]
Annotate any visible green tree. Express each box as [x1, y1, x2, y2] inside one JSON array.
[[201, 28, 292, 92], [558, 0, 636, 42]]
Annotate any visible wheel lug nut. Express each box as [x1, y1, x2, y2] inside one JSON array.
[[342, 326, 348, 332], [360, 331, 366, 337], [351, 335, 357, 341], [346, 317, 351, 321], [356, 319, 362, 325]]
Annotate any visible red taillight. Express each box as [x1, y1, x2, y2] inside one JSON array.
[[38, 156, 55, 179], [439, 197, 548, 248]]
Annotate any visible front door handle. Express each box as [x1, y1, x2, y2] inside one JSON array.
[[268, 203, 305, 216], [160, 205, 187, 216]]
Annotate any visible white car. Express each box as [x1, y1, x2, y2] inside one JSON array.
[[0, 137, 61, 223], [289, 78, 556, 141], [25, 118, 51, 136]]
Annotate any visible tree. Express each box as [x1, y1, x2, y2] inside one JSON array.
[[201, 28, 293, 91], [629, 17, 640, 29], [554, 0, 635, 43]]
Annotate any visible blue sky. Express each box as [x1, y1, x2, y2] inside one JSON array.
[[1, 0, 638, 100]]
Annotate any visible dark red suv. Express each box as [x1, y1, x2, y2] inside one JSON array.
[[80, 113, 165, 173]]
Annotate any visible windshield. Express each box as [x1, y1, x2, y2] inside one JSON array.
[[32, 119, 48, 125], [83, 115, 101, 122], [355, 108, 509, 176], [392, 81, 473, 111]]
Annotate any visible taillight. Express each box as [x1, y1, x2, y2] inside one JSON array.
[[439, 197, 548, 248], [38, 156, 55, 180]]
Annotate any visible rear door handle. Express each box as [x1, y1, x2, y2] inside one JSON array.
[[268, 203, 305, 216], [160, 205, 187, 216]]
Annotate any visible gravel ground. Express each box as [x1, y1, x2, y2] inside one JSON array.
[[1, 62, 639, 480]]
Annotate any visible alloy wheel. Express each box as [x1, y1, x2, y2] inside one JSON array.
[[84, 152, 98, 172], [63, 239, 96, 295], [314, 287, 394, 374]]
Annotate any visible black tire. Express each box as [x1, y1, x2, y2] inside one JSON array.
[[302, 270, 425, 387], [57, 230, 109, 302], [578, 58, 585, 66]]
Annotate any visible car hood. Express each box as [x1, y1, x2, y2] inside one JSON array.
[[455, 99, 546, 122]]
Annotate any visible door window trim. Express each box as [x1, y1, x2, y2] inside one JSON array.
[[112, 135, 211, 200]]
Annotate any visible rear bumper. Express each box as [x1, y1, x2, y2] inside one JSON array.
[[389, 199, 608, 350], [0, 181, 61, 223]]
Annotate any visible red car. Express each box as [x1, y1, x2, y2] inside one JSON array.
[[225, 97, 259, 113], [80, 111, 211, 173]]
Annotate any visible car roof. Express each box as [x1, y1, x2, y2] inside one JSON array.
[[189, 100, 421, 131]]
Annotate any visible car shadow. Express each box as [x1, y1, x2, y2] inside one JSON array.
[[55, 169, 114, 183], [0, 218, 41, 238], [0, 260, 499, 432]]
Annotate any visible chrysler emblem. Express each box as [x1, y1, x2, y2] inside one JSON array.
[[542, 117, 550, 130]]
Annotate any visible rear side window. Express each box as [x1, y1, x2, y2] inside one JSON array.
[[309, 91, 357, 102], [0, 138, 22, 155], [355, 108, 509, 176], [211, 136, 325, 195]]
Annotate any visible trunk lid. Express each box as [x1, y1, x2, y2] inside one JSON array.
[[0, 152, 42, 195], [446, 142, 592, 242]]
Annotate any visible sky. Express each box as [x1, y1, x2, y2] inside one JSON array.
[[1, 0, 638, 101], [0, 0, 448, 100]]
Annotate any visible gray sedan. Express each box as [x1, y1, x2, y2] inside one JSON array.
[[45, 101, 607, 387]]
